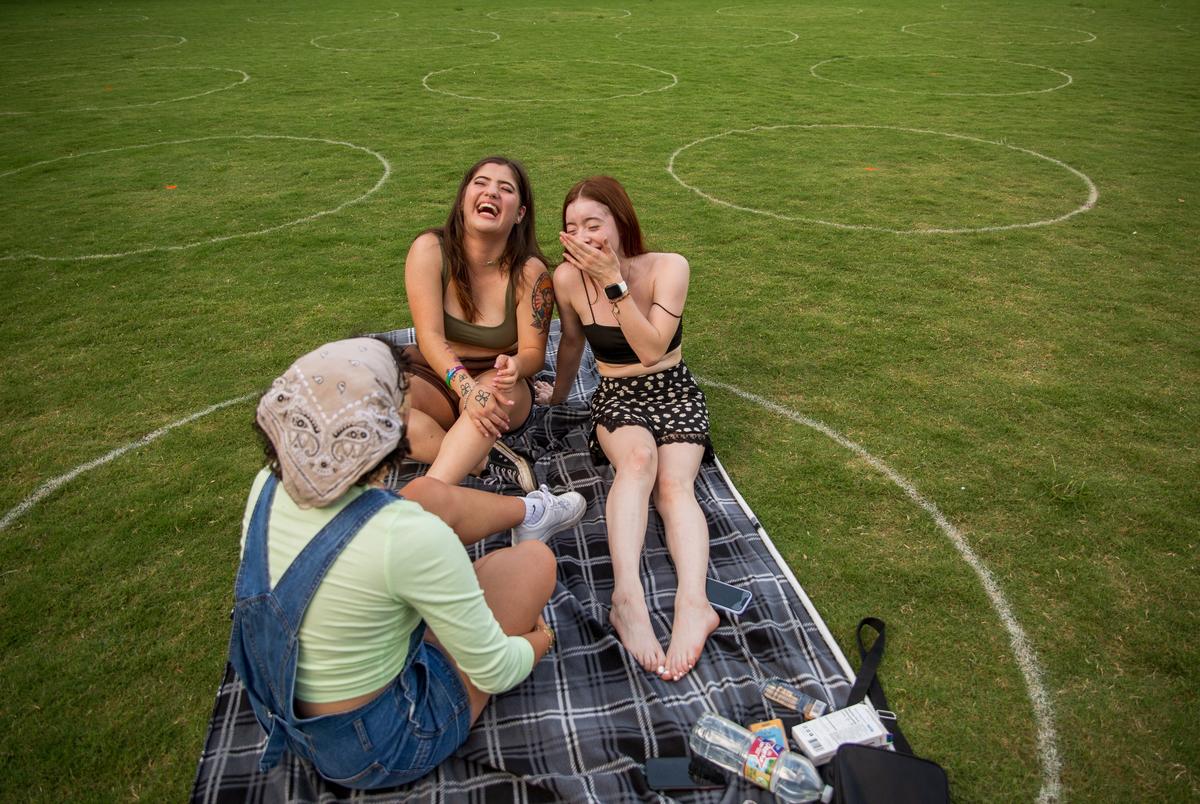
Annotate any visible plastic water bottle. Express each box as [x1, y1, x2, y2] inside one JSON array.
[[689, 712, 831, 803]]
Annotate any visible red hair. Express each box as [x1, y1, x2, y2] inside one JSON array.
[[562, 176, 646, 257]]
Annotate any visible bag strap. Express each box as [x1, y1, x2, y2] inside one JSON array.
[[846, 617, 913, 755]]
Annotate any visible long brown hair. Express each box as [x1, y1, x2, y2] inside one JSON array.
[[428, 156, 545, 322], [561, 176, 647, 257]]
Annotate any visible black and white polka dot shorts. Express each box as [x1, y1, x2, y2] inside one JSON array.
[[588, 361, 713, 465]]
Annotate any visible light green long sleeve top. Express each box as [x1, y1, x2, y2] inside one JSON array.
[[241, 469, 534, 702]]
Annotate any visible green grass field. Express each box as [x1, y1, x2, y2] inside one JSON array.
[[1, 1, 1196, 800]]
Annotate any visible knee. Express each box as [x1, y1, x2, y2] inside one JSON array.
[[653, 475, 697, 512], [515, 541, 556, 600], [616, 444, 657, 483]]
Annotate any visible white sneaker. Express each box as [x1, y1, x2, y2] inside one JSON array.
[[512, 484, 586, 545]]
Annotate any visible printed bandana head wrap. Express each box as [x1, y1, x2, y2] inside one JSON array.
[[256, 338, 408, 508]]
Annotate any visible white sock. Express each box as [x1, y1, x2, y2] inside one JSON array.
[[522, 494, 546, 525]]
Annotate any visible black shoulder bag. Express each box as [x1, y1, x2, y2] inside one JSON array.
[[828, 618, 951, 804]]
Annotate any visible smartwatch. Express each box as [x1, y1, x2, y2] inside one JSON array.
[[604, 280, 628, 301]]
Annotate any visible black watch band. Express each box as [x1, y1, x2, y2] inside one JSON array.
[[604, 280, 628, 301]]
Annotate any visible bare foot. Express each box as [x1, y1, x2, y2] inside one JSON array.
[[610, 588, 666, 674], [660, 597, 718, 681]]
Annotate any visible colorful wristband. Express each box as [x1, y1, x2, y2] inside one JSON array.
[[445, 364, 466, 389]]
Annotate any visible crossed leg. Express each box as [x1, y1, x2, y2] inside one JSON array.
[[402, 475, 556, 723], [398, 475, 524, 545], [425, 368, 534, 487], [457, 542, 555, 723]]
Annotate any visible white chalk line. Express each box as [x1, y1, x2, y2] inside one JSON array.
[[0, 66, 250, 115], [666, 123, 1099, 235], [697, 376, 1061, 804], [0, 33, 187, 63], [615, 25, 798, 48], [716, 5, 863, 19], [422, 59, 677, 103], [311, 27, 500, 52], [808, 54, 1072, 97], [0, 394, 255, 533], [246, 10, 399, 25], [0, 134, 392, 262], [485, 7, 631, 23], [902, 20, 1097, 45]]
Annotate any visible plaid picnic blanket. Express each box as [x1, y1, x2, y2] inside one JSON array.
[[191, 325, 854, 803]]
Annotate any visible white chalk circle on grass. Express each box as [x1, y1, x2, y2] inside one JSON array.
[[716, 5, 863, 19], [667, 124, 1098, 234], [423, 59, 677, 103], [0, 135, 391, 262], [902, 20, 1096, 45], [0, 33, 187, 62], [485, 7, 631, 23], [615, 25, 799, 48], [809, 54, 1072, 96], [311, 27, 500, 52], [0, 66, 250, 115]]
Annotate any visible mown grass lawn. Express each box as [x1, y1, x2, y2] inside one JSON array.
[[1, 0, 1196, 800]]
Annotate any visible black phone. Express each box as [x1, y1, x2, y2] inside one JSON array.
[[706, 577, 752, 615], [644, 757, 725, 791]]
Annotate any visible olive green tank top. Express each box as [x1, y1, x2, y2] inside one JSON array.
[[440, 248, 518, 351]]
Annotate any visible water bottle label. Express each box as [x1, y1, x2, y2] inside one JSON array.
[[742, 735, 781, 789]]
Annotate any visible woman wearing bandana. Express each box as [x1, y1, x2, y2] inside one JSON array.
[[229, 337, 584, 788]]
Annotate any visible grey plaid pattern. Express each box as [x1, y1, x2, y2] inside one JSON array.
[[191, 325, 853, 803]]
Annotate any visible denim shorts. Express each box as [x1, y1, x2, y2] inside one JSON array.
[[291, 625, 472, 790]]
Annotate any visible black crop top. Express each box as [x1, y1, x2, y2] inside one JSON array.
[[580, 277, 684, 365], [582, 320, 683, 365]]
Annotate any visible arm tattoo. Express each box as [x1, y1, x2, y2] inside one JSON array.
[[474, 389, 491, 407], [530, 271, 554, 335], [459, 380, 473, 399]]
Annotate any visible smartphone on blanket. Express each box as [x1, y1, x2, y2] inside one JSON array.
[[706, 577, 752, 615], [644, 757, 725, 791]]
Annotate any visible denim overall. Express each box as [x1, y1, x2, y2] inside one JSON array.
[[228, 473, 471, 789]]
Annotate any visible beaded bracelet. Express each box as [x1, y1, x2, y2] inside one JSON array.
[[445, 364, 466, 389], [538, 622, 555, 651]]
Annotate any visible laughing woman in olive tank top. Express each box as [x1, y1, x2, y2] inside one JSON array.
[[536, 176, 717, 682], [402, 156, 554, 489]]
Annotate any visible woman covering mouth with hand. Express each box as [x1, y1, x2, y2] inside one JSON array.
[[536, 176, 718, 682]]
